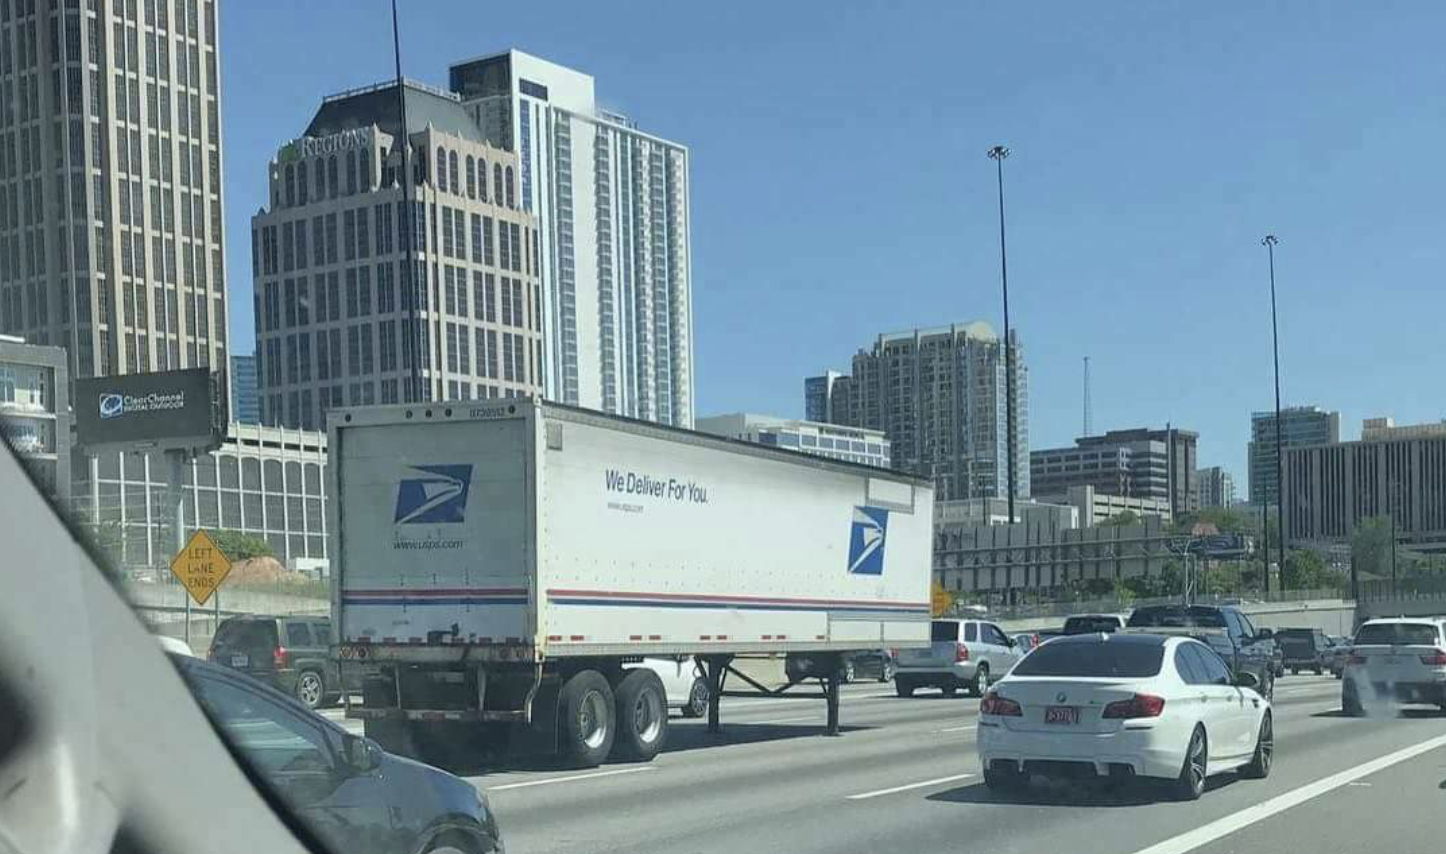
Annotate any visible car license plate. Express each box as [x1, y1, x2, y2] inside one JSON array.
[[231, 654, 249, 668], [1045, 706, 1079, 725]]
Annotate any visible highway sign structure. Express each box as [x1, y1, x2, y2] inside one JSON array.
[[170, 529, 233, 606]]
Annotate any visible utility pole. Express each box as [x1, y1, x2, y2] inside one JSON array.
[[392, 0, 421, 402], [988, 145, 1016, 525], [1082, 356, 1092, 436], [1263, 234, 1286, 590]]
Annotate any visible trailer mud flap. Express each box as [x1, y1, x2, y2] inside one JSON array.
[[514, 676, 561, 755]]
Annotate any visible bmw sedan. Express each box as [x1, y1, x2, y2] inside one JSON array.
[[977, 633, 1273, 800]]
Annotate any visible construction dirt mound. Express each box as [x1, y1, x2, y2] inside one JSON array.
[[224, 556, 311, 586]]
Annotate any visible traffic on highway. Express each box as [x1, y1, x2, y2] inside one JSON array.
[[3, 4, 1445, 854]]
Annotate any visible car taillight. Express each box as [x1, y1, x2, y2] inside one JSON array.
[[274, 646, 290, 668], [1102, 693, 1166, 719], [1031, 634, 1041, 647], [955, 643, 969, 662], [1420, 650, 1446, 666], [980, 692, 1021, 716], [1348, 653, 1367, 666], [889, 648, 898, 659]]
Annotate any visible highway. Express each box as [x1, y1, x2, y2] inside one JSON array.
[[403, 675, 1446, 854]]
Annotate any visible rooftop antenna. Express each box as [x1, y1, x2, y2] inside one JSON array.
[[1083, 356, 1092, 436]]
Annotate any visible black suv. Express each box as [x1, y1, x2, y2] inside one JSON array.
[[1125, 604, 1276, 699], [208, 615, 359, 710], [1275, 628, 1330, 675]]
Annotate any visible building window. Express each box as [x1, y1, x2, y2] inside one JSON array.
[[435, 146, 446, 191], [447, 150, 459, 195], [283, 164, 295, 207], [504, 166, 515, 208], [327, 155, 338, 199], [345, 149, 358, 195], [466, 155, 476, 198], [478, 158, 488, 201]]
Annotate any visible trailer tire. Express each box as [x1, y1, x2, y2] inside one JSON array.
[[558, 670, 616, 768], [611, 669, 669, 763]]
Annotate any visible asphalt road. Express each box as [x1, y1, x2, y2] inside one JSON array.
[[397, 675, 1446, 854]]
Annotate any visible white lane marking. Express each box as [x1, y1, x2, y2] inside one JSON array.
[[846, 772, 975, 800], [1126, 732, 1446, 854], [486, 766, 656, 792], [938, 724, 977, 733]]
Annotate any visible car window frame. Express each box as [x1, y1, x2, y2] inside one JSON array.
[[1189, 642, 1232, 686], [284, 621, 314, 647], [982, 623, 1007, 646], [1173, 643, 1206, 685], [964, 622, 978, 643], [187, 667, 344, 780], [1237, 611, 1259, 639]]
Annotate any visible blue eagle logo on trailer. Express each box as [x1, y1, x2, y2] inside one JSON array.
[[847, 506, 889, 575], [394, 465, 474, 524]]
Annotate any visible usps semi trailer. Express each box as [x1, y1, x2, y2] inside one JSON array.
[[329, 399, 933, 767]]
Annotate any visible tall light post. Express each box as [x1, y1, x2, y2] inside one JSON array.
[[1263, 234, 1285, 592], [988, 145, 1016, 525]]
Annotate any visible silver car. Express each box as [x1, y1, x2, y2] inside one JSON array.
[[894, 618, 1023, 697]]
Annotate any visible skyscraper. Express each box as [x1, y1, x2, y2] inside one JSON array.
[[812, 322, 1027, 502], [1249, 406, 1339, 505], [448, 50, 694, 427], [0, 0, 230, 383], [229, 352, 257, 423], [804, 370, 842, 423], [251, 80, 545, 429]]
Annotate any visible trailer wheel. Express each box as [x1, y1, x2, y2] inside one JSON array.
[[558, 670, 616, 768], [611, 669, 669, 762]]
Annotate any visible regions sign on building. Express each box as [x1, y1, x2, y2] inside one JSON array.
[[278, 127, 374, 163], [74, 368, 225, 452]]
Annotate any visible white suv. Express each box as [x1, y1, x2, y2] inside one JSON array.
[[1342, 617, 1446, 715]]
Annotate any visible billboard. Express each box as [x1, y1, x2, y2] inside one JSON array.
[[74, 368, 224, 452]]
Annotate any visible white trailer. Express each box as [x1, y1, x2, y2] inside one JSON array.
[[330, 398, 933, 767]]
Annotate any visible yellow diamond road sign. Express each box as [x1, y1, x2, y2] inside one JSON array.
[[171, 529, 233, 606], [931, 582, 952, 618]]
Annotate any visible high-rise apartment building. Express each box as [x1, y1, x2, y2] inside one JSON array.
[[811, 322, 1027, 502], [448, 50, 694, 427], [229, 352, 256, 422], [1032, 427, 1199, 516], [804, 370, 842, 423], [1194, 465, 1235, 509], [0, 0, 230, 382], [251, 80, 544, 429], [1249, 406, 1339, 506]]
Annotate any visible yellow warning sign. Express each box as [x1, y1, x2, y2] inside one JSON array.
[[931, 582, 953, 618], [170, 529, 234, 606]]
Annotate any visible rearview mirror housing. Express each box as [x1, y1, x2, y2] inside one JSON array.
[[342, 734, 383, 774], [1234, 670, 1261, 690]]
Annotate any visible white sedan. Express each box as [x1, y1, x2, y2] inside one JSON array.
[[977, 633, 1272, 800]]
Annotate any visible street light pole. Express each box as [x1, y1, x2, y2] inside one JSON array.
[[988, 145, 1016, 526], [1263, 234, 1285, 592]]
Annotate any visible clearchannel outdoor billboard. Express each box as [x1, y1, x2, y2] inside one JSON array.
[[74, 368, 224, 452]]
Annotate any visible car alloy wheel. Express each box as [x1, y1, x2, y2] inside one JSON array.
[[296, 671, 324, 709]]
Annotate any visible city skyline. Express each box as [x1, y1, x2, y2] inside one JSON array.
[[204, 3, 1446, 486]]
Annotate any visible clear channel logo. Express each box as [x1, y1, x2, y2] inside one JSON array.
[[847, 505, 889, 575], [98, 393, 124, 419], [393, 465, 474, 525]]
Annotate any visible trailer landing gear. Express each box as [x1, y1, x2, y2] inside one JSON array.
[[702, 653, 844, 737]]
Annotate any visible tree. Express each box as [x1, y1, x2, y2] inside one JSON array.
[[1351, 516, 1392, 580], [207, 529, 275, 562], [1282, 549, 1334, 591], [1100, 510, 1140, 527], [1172, 507, 1259, 536]]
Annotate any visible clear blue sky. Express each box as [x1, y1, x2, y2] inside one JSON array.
[[220, 1, 1446, 485]]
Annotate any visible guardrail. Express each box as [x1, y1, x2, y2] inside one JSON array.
[[971, 587, 1346, 622]]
